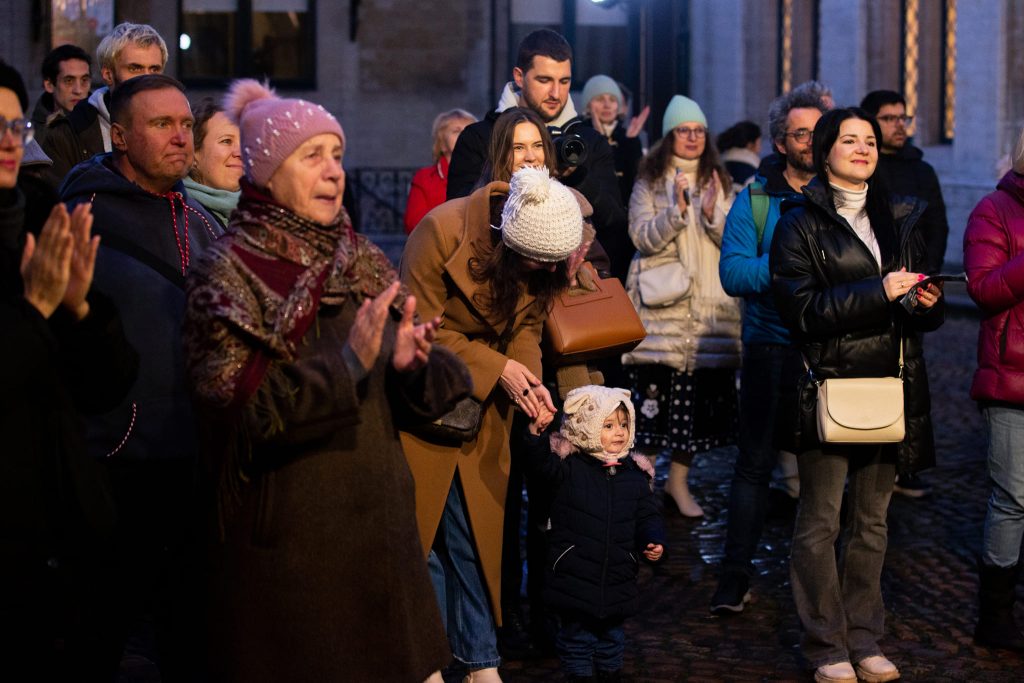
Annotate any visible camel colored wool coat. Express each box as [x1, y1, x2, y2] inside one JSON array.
[[399, 181, 546, 624]]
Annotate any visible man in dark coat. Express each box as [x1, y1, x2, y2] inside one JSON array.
[[1, 59, 138, 679], [42, 22, 166, 186], [30, 44, 93, 147], [861, 90, 949, 275], [60, 73, 220, 677], [861, 89, 950, 499], [447, 29, 631, 281]]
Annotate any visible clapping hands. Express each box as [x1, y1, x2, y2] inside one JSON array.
[[21, 203, 97, 320]]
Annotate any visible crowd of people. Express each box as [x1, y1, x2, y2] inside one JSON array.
[[1, 19, 1022, 683]]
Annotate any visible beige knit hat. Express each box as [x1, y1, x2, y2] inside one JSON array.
[[560, 385, 635, 455], [500, 167, 583, 262]]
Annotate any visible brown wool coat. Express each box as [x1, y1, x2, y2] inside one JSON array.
[[399, 181, 545, 624]]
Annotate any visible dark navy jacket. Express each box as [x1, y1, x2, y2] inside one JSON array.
[[524, 426, 665, 619], [60, 154, 221, 461]]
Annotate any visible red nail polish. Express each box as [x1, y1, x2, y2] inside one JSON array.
[[917, 274, 926, 281]]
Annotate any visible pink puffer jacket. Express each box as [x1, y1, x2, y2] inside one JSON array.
[[965, 170, 1024, 404]]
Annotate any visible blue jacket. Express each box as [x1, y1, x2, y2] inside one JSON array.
[[60, 155, 221, 461], [719, 165, 801, 345], [524, 426, 665, 620]]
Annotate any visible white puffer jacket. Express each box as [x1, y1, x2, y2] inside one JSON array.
[[622, 170, 742, 372]]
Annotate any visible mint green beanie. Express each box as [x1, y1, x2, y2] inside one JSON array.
[[581, 75, 624, 113], [662, 94, 707, 137]]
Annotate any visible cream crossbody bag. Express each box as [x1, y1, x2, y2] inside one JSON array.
[[813, 340, 906, 444]]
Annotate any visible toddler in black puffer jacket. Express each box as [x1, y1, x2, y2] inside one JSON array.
[[524, 385, 666, 682]]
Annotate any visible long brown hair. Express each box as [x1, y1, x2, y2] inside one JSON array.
[[638, 130, 733, 197], [479, 107, 557, 185], [468, 195, 569, 322]]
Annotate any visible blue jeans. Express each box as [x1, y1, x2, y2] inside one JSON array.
[[790, 444, 896, 667], [555, 611, 625, 676], [428, 474, 501, 669], [982, 404, 1024, 568], [722, 343, 803, 576]]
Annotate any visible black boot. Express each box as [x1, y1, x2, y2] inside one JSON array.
[[974, 560, 1024, 652], [497, 604, 540, 660]]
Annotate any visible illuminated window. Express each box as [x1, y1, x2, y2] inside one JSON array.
[[178, 0, 316, 87], [901, 0, 955, 144], [777, 0, 818, 95]]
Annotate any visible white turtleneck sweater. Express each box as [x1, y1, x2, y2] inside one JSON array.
[[831, 182, 881, 269]]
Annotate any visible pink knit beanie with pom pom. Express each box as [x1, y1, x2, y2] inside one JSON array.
[[223, 79, 345, 188]]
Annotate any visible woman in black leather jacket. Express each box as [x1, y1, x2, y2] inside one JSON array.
[[770, 108, 943, 683]]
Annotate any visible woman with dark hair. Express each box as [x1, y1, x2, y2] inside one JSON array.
[[399, 159, 582, 681], [716, 120, 762, 190], [623, 94, 740, 518], [770, 107, 943, 683], [183, 97, 242, 227]]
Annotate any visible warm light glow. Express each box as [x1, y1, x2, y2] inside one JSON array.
[[903, 0, 919, 137]]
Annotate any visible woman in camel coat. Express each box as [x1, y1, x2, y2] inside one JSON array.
[[400, 163, 582, 679]]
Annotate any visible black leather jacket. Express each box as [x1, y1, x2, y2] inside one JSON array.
[[769, 179, 943, 472]]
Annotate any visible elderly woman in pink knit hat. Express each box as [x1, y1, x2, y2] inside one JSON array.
[[182, 80, 470, 682]]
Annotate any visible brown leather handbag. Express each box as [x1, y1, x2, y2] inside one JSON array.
[[544, 263, 647, 365]]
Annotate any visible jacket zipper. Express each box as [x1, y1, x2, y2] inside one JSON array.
[[600, 469, 613, 616], [552, 544, 575, 572]]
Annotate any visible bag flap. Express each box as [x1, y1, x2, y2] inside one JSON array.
[[821, 378, 904, 430], [556, 278, 614, 307]]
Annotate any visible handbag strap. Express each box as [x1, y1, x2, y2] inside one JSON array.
[[803, 335, 905, 381]]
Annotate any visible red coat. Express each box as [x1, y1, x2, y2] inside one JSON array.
[[964, 170, 1024, 404], [404, 157, 449, 234]]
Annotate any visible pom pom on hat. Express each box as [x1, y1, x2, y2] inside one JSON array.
[[222, 78, 345, 189], [662, 94, 708, 137], [581, 75, 624, 113], [500, 167, 583, 262], [560, 385, 635, 455]]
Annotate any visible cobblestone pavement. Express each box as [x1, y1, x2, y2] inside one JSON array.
[[500, 308, 1024, 683]]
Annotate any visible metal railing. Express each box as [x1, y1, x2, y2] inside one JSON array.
[[349, 167, 416, 235]]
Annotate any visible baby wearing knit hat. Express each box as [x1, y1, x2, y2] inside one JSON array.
[[523, 384, 665, 679], [500, 166, 583, 262]]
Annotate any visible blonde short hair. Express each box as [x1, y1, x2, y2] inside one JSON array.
[[431, 108, 476, 162], [1013, 127, 1024, 174], [97, 22, 168, 72]]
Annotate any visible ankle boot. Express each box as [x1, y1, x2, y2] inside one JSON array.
[[974, 560, 1024, 652]]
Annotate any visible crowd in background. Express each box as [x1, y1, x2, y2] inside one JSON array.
[[2, 18, 1023, 683]]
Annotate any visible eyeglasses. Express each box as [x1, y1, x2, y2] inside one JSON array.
[[876, 114, 914, 126], [784, 128, 813, 144], [0, 117, 34, 145], [673, 126, 706, 139]]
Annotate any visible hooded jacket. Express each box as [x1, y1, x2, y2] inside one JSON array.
[[874, 143, 949, 273], [446, 84, 631, 280], [60, 154, 221, 461], [964, 170, 1024, 405], [719, 161, 803, 345], [770, 179, 943, 472]]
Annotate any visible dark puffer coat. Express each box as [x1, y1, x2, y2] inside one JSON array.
[[523, 427, 665, 620], [770, 179, 944, 473]]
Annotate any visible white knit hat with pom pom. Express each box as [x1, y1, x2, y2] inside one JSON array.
[[223, 79, 345, 188], [500, 166, 583, 262]]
